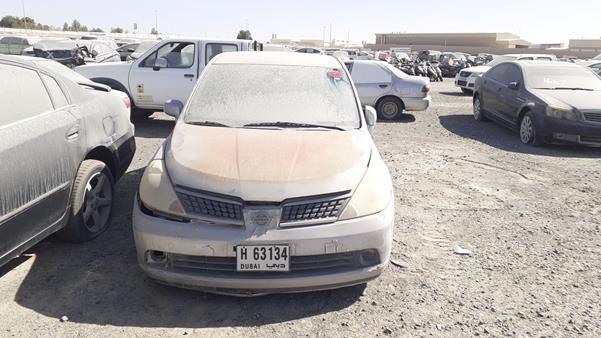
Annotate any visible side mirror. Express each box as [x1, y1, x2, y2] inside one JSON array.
[[164, 99, 183, 119], [508, 81, 520, 90], [153, 57, 168, 71], [127, 48, 135, 52], [364, 106, 377, 134]]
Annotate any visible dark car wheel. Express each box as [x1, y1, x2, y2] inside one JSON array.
[[57, 160, 114, 242], [376, 97, 403, 121], [473, 96, 487, 121], [519, 112, 540, 145]]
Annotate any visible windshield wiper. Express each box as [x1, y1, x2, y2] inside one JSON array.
[[187, 121, 231, 127], [535, 87, 594, 91], [243, 122, 345, 131]]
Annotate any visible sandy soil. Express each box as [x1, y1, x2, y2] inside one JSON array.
[[1, 81, 600, 337]]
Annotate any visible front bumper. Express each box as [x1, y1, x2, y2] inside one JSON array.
[[132, 197, 394, 295], [404, 95, 431, 111], [455, 75, 476, 90], [542, 117, 601, 146]]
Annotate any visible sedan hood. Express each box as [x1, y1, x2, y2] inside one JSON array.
[[463, 65, 491, 74], [531, 89, 601, 111], [165, 124, 372, 202]]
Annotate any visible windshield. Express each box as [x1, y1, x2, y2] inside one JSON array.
[[184, 64, 360, 130], [526, 66, 601, 90], [135, 40, 159, 53], [381, 62, 409, 78], [486, 56, 518, 67]]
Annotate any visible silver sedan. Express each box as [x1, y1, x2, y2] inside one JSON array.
[[344, 60, 432, 120]]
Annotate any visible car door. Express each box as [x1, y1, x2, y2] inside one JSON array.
[[480, 64, 509, 118], [199, 41, 240, 73], [496, 64, 524, 124], [348, 62, 392, 106], [0, 63, 80, 264], [0, 37, 9, 54], [129, 41, 199, 108]]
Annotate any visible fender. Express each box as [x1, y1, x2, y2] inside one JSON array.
[[89, 77, 132, 101], [515, 101, 537, 124]]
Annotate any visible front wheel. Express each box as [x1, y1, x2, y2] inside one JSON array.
[[376, 97, 403, 121], [519, 112, 540, 145], [57, 160, 115, 242], [473, 96, 487, 121]]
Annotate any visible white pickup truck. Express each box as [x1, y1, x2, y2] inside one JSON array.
[[76, 38, 258, 117]]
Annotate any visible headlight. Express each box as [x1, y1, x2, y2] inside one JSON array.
[[545, 106, 577, 120], [339, 152, 393, 220], [139, 158, 188, 219]]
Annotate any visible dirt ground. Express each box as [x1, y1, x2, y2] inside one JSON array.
[[1, 81, 600, 337]]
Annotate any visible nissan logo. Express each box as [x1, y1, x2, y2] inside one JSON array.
[[252, 213, 271, 226]]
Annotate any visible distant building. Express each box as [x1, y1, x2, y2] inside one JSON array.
[[269, 38, 363, 48], [568, 39, 601, 58], [373, 32, 532, 49]]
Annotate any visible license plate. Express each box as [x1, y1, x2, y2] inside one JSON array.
[[236, 245, 289, 272]]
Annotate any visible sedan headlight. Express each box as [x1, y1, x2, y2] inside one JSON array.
[[545, 106, 578, 120], [139, 158, 188, 220], [339, 152, 393, 220]]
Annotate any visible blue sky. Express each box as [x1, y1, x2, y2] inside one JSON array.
[[4, 0, 601, 44]]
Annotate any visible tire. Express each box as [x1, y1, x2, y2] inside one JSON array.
[[473, 96, 487, 121], [57, 160, 115, 242], [461, 88, 473, 94], [519, 111, 540, 145], [376, 97, 404, 121]]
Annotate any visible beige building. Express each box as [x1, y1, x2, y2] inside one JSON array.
[[568, 39, 601, 58], [373, 32, 531, 49]]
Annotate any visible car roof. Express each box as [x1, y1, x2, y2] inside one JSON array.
[[511, 60, 583, 69], [211, 51, 342, 68], [504, 53, 556, 58]]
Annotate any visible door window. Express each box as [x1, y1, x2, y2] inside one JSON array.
[[141, 42, 196, 68], [0, 64, 53, 126], [502, 65, 522, 85], [486, 64, 509, 83], [350, 63, 391, 84], [41, 73, 69, 108], [205, 43, 238, 64]]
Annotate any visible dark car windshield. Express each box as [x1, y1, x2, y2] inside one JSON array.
[[525, 66, 601, 90], [184, 64, 360, 130]]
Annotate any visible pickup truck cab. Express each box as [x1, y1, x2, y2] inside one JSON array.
[[75, 38, 256, 117]]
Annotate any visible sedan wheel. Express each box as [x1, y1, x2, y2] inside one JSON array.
[[376, 97, 403, 121], [519, 113, 538, 145], [473, 96, 486, 121], [83, 172, 113, 232]]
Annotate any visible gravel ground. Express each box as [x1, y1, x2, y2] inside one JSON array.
[[1, 81, 600, 337]]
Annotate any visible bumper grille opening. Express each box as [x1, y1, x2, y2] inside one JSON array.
[[580, 136, 601, 144], [281, 198, 348, 224], [583, 112, 601, 123], [165, 250, 380, 277], [176, 189, 243, 222]]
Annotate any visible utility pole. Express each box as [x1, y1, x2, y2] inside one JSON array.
[[347, 30, 350, 47], [322, 26, 326, 47], [154, 10, 158, 34], [329, 23, 332, 48], [245, 19, 249, 31], [21, 0, 27, 29]]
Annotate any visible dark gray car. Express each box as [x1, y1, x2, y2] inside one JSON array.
[[473, 61, 601, 146], [0, 56, 136, 267]]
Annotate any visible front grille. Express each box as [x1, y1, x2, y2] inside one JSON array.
[[167, 250, 380, 277], [583, 112, 601, 123], [176, 189, 243, 222], [459, 71, 472, 78], [281, 196, 349, 225], [457, 80, 467, 86], [580, 136, 601, 144]]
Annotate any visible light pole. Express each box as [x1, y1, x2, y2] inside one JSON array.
[[21, 0, 27, 29], [154, 10, 158, 34]]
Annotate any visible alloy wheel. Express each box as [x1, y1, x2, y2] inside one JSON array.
[[82, 172, 113, 232], [520, 116, 534, 144]]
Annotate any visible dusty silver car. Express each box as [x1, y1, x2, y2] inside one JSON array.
[[344, 60, 431, 120], [133, 52, 394, 296], [0, 56, 135, 267]]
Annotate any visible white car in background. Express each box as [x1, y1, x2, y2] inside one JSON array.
[[344, 60, 431, 120], [455, 54, 557, 93]]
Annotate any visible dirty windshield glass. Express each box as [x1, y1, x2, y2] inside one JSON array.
[[184, 64, 360, 130], [526, 66, 601, 90]]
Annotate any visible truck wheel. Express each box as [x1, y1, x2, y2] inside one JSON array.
[[57, 160, 114, 242], [376, 97, 403, 121]]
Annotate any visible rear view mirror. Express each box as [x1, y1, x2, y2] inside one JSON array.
[[164, 99, 183, 119], [153, 57, 168, 71], [364, 106, 377, 134], [508, 81, 520, 90]]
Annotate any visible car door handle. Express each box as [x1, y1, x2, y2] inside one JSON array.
[[66, 125, 80, 140], [184, 74, 195, 78], [379, 84, 388, 88]]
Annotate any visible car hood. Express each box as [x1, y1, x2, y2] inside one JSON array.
[[74, 61, 130, 77], [531, 89, 601, 111], [462, 65, 491, 74], [165, 124, 372, 202]]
